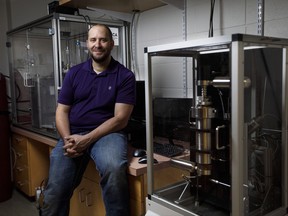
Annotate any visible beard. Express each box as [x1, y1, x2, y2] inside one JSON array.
[[89, 48, 111, 63]]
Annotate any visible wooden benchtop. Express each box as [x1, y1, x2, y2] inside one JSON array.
[[128, 148, 171, 176], [11, 126, 190, 177], [11, 126, 58, 147]]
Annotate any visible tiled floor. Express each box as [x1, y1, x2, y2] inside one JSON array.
[[0, 189, 38, 216]]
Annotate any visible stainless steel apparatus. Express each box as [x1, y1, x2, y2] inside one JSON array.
[[144, 34, 288, 216]]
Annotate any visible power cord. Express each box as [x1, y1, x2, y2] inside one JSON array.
[[209, 0, 216, 37]]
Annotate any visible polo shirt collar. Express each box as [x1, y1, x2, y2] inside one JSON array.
[[87, 57, 117, 76]]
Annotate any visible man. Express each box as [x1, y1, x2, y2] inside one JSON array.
[[40, 24, 135, 216]]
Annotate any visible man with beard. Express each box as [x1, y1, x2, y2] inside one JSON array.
[[40, 24, 135, 216]]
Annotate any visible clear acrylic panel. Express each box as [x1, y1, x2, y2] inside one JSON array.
[[244, 48, 283, 215], [9, 20, 56, 137]]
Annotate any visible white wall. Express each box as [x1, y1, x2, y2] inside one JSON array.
[[0, 0, 54, 78], [135, 0, 288, 97], [8, 0, 52, 28]]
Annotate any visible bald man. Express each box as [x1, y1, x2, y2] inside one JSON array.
[[40, 24, 135, 216]]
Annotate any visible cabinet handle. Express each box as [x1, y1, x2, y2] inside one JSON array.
[[78, 188, 85, 203], [16, 167, 24, 172], [16, 152, 23, 158], [15, 137, 23, 143], [86, 192, 93, 207], [17, 181, 25, 187]]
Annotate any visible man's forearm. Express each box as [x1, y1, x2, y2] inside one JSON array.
[[56, 119, 71, 139], [84, 115, 128, 144], [56, 108, 71, 139], [84, 103, 133, 144]]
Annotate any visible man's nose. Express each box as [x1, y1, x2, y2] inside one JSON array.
[[94, 39, 101, 46]]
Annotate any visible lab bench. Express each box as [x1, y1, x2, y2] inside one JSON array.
[[11, 126, 189, 216]]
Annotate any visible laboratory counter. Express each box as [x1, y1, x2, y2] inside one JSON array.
[[11, 126, 189, 216]]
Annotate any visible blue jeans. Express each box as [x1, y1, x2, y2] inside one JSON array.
[[40, 132, 130, 216]]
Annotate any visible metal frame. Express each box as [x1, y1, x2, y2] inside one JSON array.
[[144, 34, 288, 215]]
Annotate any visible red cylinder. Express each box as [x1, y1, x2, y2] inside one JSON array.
[[0, 73, 12, 202]]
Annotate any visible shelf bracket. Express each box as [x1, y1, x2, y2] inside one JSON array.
[[160, 0, 185, 10], [87, 7, 133, 22]]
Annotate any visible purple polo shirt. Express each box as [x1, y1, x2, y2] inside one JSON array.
[[58, 58, 136, 134]]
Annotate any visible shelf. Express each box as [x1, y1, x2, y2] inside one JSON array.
[[59, 0, 166, 13]]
